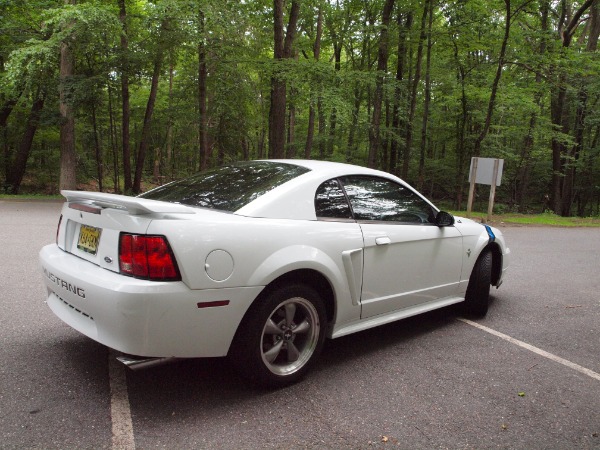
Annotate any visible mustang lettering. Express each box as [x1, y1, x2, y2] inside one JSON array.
[[43, 267, 86, 299]]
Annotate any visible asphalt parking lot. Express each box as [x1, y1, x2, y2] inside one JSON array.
[[1, 200, 598, 449]]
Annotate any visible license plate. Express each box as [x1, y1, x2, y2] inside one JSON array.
[[77, 225, 101, 255]]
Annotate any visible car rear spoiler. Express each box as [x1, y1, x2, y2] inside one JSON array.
[[62, 190, 195, 215]]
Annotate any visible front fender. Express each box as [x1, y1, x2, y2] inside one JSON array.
[[455, 219, 498, 289]]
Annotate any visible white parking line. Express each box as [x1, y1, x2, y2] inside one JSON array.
[[459, 318, 600, 382], [108, 350, 136, 449]]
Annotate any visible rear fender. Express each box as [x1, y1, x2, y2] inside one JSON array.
[[247, 245, 361, 327], [248, 245, 343, 292]]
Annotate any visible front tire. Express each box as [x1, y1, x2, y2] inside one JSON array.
[[463, 249, 492, 318], [229, 284, 327, 387]]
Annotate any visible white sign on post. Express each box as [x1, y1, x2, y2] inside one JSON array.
[[468, 157, 504, 186], [466, 157, 504, 221]]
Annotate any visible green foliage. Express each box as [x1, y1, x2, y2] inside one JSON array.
[[1, 0, 599, 215]]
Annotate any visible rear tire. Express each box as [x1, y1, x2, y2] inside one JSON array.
[[463, 249, 492, 318], [229, 284, 327, 388]]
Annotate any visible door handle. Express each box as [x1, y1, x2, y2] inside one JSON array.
[[375, 236, 391, 245]]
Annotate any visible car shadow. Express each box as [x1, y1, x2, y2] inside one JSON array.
[[53, 296, 501, 428], [318, 294, 500, 370], [119, 302, 489, 422]]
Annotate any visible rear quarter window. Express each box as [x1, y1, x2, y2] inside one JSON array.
[[314, 179, 353, 220]]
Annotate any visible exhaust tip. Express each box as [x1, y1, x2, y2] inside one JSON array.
[[116, 355, 180, 371]]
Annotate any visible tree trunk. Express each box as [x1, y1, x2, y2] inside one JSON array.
[[317, 96, 326, 158], [286, 89, 296, 158], [91, 102, 103, 191], [0, 98, 18, 128], [269, 80, 286, 159], [107, 78, 119, 193], [515, 1, 548, 212], [6, 93, 45, 193], [59, 0, 77, 192], [417, 0, 434, 189], [133, 58, 162, 194], [304, 105, 316, 159], [346, 86, 362, 162], [216, 115, 225, 166], [305, 104, 316, 158], [472, 0, 511, 157], [166, 58, 174, 178], [118, 0, 132, 193], [390, 11, 412, 176], [347, 11, 374, 163], [257, 128, 265, 159], [269, 0, 300, 159], [563, 0, 600, 216], [198, 10, 209, 171], [304, 6, 322, 159], [515, 114, 536, 211], [451, 36, 468, 210], [1, 97, 20, 186], [588, 1, 600, 51], [574, 1, 600, 215], [327, 41, 342, 157], [382, 100, 390, 171], [367, 0, 395, 169], [241, 137, 249, 160], [286, 51, 299, 158], [402, 0, 428, 178], [550, 0, 596, 215]]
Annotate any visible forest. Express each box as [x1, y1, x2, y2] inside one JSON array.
[[1, 0, 599, 216]]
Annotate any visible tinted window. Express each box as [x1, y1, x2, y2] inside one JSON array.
[[315, 179, 352, 219], [140, 161, 310, 212], [340, 175, 435, 223]]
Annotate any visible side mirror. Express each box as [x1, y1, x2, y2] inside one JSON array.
[[435, 211, 455, 227]]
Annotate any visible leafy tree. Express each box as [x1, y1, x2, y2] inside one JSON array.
[[2, 0, 600, 216]]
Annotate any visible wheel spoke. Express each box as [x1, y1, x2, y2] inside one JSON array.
[[263, 340, 284, 363], [254, 295, 323, 379], [284, 303, 296, 327], [263, 318, 281, 335], [293, 319, 311, 334], [287, 341, 300, 362]]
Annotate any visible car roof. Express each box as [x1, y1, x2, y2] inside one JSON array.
[[235, 159, 427, 220], [264, 159, 398, 179]]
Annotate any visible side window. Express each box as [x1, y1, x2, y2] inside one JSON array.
[[315, 179, 353, 220], [339, 175, 435, 223]]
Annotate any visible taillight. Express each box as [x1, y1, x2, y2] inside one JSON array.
[[56, 215, 63, 245], [119, 234, 181, 281]]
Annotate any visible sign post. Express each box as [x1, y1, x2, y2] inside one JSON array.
[[466, 157, 504, 221]]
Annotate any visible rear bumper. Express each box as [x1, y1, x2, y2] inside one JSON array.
[[39, 244, 262, 357]]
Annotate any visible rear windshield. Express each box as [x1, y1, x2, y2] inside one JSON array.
[[139, 161, 310, 212]]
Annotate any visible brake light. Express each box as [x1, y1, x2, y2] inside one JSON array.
[[119, 234, 181, 281]]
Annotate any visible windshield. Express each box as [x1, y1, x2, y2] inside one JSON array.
[[139, 161, 310, 212]]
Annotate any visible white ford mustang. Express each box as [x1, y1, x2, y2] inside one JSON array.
[[40, 160, 509, 386]]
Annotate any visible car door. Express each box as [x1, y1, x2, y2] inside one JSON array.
[[338, 175, 463, 319]]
